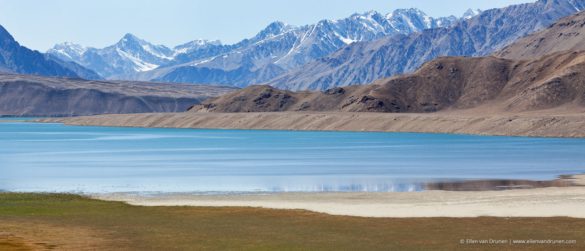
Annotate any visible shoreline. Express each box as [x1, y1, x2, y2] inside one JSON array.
[[91, 175, 585, 218], [38, 111, 585, 138], [26, 113, 585, 218]]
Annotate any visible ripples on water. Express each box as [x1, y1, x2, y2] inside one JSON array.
[[0, 121, 584, 193]]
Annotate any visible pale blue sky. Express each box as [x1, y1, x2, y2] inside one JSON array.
[[0, 0, 534, 51]]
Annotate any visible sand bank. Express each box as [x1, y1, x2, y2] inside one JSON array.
[[39, 111, 585, 138], [94, 176, 585, 218]]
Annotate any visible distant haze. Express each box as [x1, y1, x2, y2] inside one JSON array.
[[0, 0, 534, 51]]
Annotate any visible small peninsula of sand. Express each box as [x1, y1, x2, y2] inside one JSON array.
[[40, 109, 585, 138], [91, 176, 585, 218]]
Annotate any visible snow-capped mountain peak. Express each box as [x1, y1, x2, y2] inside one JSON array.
[[462, 9, 482, 19], [173, 39, 222, 56], [48, 42, 87, 61], [115, 33, 169, 53], [351, 10, 380, 19], [109, 34, 174, 71], [178, 39, 222, 47], [47, 33, 177, 76], [387, 8, 427, 20], [255, 21, 295, 40], [383, 8, 460, 33], [120, 33, 140, 42]]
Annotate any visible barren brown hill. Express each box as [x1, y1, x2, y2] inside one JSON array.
[[497, 11, 585, 60], [0, 74, 236, 117], [191, 50, 585, 113]]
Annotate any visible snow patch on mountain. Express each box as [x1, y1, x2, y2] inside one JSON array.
[[48, 42, 87, 61], [463, 9, 482, 19]]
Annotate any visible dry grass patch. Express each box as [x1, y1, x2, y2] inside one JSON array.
[[1, 193, 584, 250]]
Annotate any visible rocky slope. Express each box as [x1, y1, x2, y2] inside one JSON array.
[[496, 11, 585, 60], [0, 25, 99, 79], [191, 50, 585, 113], [0, 74, 236, 117], [267, 0, 585, 91]]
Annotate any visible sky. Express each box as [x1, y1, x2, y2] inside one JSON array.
[[0, 0, 535, 51]]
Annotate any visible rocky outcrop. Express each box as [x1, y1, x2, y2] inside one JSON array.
[[496, 11, 585, 60]]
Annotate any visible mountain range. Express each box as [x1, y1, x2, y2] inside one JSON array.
[[191, 10, 585, 114], [45, 0, 585, 92], [0, 25, 100, 79], [268, 0, 585, 90], [48, 35, 223, 79], [2, 0, 584, 96], [47, 8, 472, 86]]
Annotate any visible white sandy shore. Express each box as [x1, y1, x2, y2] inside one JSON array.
[[95, 176, 585, 218]]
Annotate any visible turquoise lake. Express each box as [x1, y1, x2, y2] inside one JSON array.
[[1, 120, 584, 193]]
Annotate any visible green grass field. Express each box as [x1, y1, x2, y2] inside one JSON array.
[[0, 193, 583, 250]]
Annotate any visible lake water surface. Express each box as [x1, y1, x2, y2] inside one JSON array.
[[1, 121, 584, 193]]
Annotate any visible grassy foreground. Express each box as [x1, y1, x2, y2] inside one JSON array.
[[0, 193, 584, 250]]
